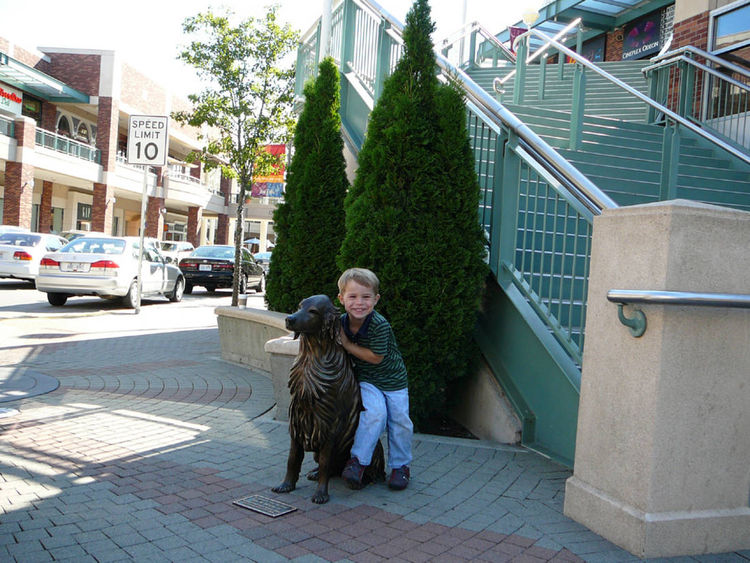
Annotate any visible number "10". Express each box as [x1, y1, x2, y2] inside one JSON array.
[[134, 141, 159, 160]]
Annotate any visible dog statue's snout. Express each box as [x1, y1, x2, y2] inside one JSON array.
[[285, 314, 296, 330]]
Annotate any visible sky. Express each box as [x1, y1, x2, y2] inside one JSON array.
[[1, 0, 540, 97]]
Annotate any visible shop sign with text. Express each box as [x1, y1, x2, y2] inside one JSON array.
[[0, 83, 23, 116]]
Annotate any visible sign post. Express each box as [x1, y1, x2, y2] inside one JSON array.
[[126, 115, 169, 314]]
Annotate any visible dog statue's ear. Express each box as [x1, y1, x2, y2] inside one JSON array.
[[325, 309, 339, 342]]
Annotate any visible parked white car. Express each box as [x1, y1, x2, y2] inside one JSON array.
[[0, 232, 68, 284], [36, 236, 185, 307], [159, 241, 195, 264]]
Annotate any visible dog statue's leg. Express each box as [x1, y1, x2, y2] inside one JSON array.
[[306, 452, 320, 481], [311, 444, 334, 504], [272, 439, 304, 494]]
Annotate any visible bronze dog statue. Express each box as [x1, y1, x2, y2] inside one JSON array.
[[272, 294, 385, 504]]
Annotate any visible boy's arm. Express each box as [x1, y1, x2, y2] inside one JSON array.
[[339, 328, 384, 365]]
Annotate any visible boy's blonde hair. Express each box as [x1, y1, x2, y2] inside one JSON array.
[[337, 268, 380, 294]]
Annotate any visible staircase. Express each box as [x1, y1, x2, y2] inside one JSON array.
[[469, 63, 750, 210]]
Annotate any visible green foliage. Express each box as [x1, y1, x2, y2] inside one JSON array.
[[266, 57, 349, 313], [172, 6, 298, 305], [337, 0, 488, 428]]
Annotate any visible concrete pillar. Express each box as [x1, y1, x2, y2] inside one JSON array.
[[564, 200, 750, 558], [38, 181, 54, 233], [187, 206, 202, 247], [2, 116, 36, 228]]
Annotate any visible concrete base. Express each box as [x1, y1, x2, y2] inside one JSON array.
[[564, 200, 750, 558], [215, 306, 289, 372], [450, 356, 522, 445], [264, 335, 299, 421], [565, 477, 750, 558]]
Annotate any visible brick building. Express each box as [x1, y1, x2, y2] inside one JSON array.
[[0, 38, 279, 250]]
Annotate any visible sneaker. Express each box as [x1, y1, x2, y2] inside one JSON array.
[[342, 457, 366, 489], [388, 465, 410, 490]]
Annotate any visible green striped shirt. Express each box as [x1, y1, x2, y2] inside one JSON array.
[[342, 311, 408, 391]]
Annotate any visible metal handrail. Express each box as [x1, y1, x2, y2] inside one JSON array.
[[644, 45, 750, 82], [520, 28, 750, 166], [608, 288, 750, 337], [441, 21, 516, 65], [443, 58, 617, 212], [645, 54, 750, 94], [608, 289, 750, 308], [493, 19, 582, 91]]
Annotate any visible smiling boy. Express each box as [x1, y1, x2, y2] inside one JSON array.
[[337, 268, 413, 490]]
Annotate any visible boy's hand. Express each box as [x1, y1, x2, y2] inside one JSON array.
[[339, 327, 352, 351]]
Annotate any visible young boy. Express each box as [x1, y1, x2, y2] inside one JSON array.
[[337, 268, 413, 491]]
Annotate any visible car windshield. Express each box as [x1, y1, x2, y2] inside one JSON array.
[[160, 242, 177, 251], [0, 233, 41, 247], [191, 246, 234, 259], [61, 238, 126, 255]]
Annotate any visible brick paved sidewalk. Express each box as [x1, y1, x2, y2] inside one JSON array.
[[1, 326, 747, 562]]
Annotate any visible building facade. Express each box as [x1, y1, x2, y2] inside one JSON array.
[[0, 37, 280, 251]]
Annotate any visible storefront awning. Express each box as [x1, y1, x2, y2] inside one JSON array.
[[498, 0, 674, 49], [0, 52, 89, 103]]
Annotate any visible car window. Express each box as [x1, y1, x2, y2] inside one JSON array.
[[62, 238, 126, 254], [0, 233, 41, 247], [46, 237, 65, 251], [192, 246, 234, 259]]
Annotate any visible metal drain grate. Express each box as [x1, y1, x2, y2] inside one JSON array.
[[233, 495, 297, 517]]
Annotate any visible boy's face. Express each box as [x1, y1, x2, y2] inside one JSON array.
[[338, 280, 380, 323]]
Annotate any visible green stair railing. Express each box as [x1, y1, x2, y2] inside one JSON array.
[[643, 46, 750, 153], [495, 28, 750, 175]]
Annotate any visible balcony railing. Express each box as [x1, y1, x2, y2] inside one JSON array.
[[0, 114, 13, 137], [36, 128, 101, 163]]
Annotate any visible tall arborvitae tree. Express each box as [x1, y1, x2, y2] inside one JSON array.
[[266, 57, 349, 313], [337, 0, 487, 428]]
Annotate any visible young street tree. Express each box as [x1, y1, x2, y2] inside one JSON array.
[[266, 57, 349, 313], [173, 7, 298, 306], [337, 0, 488, 428]]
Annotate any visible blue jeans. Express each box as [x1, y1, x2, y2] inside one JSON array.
[[351, 382, 413, 469]]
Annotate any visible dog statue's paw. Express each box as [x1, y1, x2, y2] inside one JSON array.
[[311, 490, 329, 504], [271, 481, 295, 494], [306, 467, 319, 481]]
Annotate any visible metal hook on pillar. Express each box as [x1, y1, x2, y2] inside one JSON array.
[[616, 303, 647, 338]]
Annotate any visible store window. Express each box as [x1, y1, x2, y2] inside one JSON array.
[[76, 122, 90, 143], [76, 202, 92, 231], [712, 1, 750, 54], [57, 115, 71, 137], [52, 207, 64, 233], [21, 95, 42, 124]]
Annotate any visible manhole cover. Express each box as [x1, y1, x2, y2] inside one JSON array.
[[233, 495, 297, 517]]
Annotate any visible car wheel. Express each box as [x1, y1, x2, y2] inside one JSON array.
[[122, 280, 139, 309], [169, 277, 185, 302], [184, 282, 193, 295], [255, 274, 266, 293], [206, 284, 217, 293], [47, 293, 68, 307]]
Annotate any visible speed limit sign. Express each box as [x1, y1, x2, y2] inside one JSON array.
[[127, 115, 169, 166]]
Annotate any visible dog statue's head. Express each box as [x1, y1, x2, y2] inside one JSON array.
[[286, 295, 340, 342]]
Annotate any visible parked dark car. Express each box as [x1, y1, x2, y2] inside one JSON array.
[[178, 245, 265, 294]]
